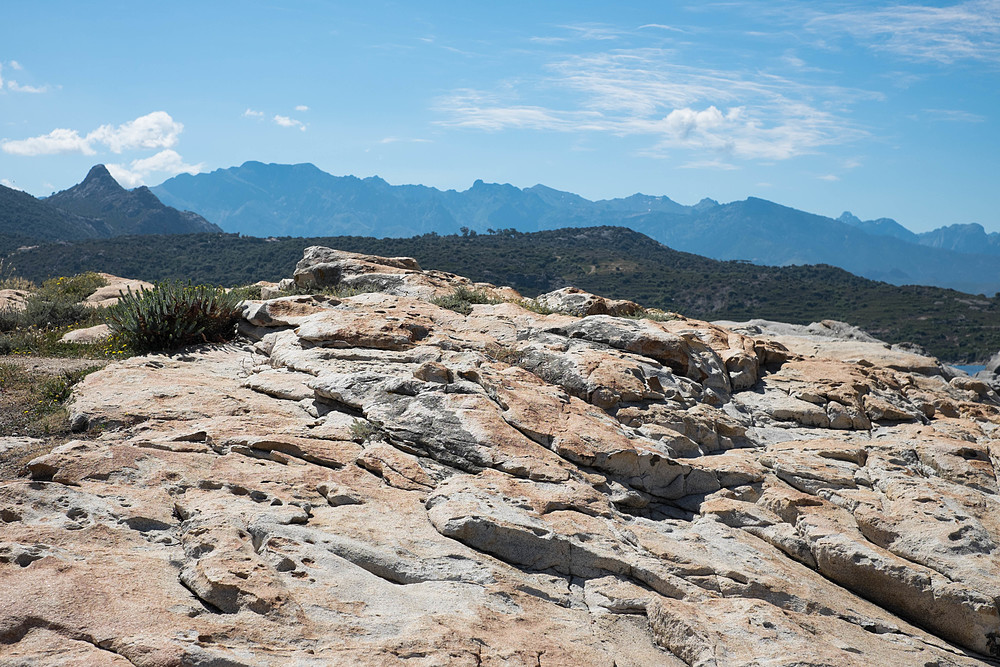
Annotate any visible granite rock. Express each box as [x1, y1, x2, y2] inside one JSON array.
[[3, 248, 1000, 665]]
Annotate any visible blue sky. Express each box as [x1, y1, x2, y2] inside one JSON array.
[[1, 1, 997, 232]]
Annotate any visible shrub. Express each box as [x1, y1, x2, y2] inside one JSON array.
[[35, 272, 107, 303], [0, 271, 107, 335], [514, 298, 558, 315], [0, 305, 21, 333], [430, 285, 502, 315], [228, 284, 263, 301], [485, 343, 524, 365], [349, 418, 381, 442], [0, 258, 33, 291], [20, 297, 97, 330], [106, 282, 243, 353], [620, 309, 680, 323]]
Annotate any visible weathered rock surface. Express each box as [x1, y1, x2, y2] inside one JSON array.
[[59, 323, 112, 344], [0, 288, 29, 312], [3, 249, 1000, 665], [534, 286, 644, 317], [717, 317, 946, 376], [84, 273, 155, 308]]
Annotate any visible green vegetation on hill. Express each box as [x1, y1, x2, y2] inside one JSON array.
[[3, 227, 999, 362], [0, 183, 108, 241]]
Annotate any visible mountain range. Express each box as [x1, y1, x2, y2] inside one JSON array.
[[152, 161, 1000, 295], [0, 165, 220, 253]]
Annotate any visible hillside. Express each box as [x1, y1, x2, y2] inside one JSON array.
[[0, 182, 110, 243], [4, 226, 999, 362], [47, 165, 221, 236], [152, 161, 1000, 294]]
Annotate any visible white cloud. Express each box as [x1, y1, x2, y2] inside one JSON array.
[[437, 49, 872, 162], [923, 108, 987, 122], [1, 178, 23, 191], [274, 114, 306, 131], [6, 80, 48, 94], [243, 108, 264, 119], [809, 0, 1000, 64], [379, 136, 432, 144], [106, 149, 204, 188], [2, 128, 95, 156], [295, 105, 310, 112], [637, 24, 685, 33], [1, 62, 51, 94], [818, 174, 840, 181], [88, 111, 182, 153], [559, 24, 625, 41], [1, 111, 183, 156], [680, 159, 739, 170]]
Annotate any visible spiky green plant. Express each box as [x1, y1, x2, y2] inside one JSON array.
[[106, 282, 243, 353]]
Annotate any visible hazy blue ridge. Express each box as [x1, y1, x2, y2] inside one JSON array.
[[153, 161, 1000, 295]]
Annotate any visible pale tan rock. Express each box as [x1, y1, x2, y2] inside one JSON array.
[[4, 246, 1000, 665], [0, 288, 29, 312], [84, 273, 154, 308], [59, 323, 112, 344], [535, 286, 643, 317]]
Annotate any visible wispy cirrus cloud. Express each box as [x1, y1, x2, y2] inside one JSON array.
[[808, 0, 1000, 64], [922, 108, 987, 122], [1, 111, 183, 156], [379, 136, 432, 144], [436, 48, 874, 162]]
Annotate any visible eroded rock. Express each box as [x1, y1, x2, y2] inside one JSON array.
[[4, 247, 1000, 665]]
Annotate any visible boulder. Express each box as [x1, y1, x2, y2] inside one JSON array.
[[0, 288, 29, 312], [84, 274, 154, 308], [535, 286, 644, 317], [59, 323, 112, 344]]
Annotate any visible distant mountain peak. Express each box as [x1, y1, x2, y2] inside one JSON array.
[[81, 164, 123, 190], [85, 163, 114, 180], [49, 163, 126, 201], [46, 164, 221, 236], [838, 211, 862, 225]]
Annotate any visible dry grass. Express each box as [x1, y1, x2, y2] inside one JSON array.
[[0, 359, 106, 479]]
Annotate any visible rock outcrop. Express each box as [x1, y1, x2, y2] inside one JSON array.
[[0, 289, 29, 312], [3, 247, 1000, 665]]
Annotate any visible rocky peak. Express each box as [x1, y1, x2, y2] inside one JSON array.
[[3, 248, 1000, 664], [838, 210, 862, 225], [54, 163, 125, 201], [46, 164, 222, 236]]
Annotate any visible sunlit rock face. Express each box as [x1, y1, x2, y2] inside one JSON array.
[[4, 248, 1000, 666]]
